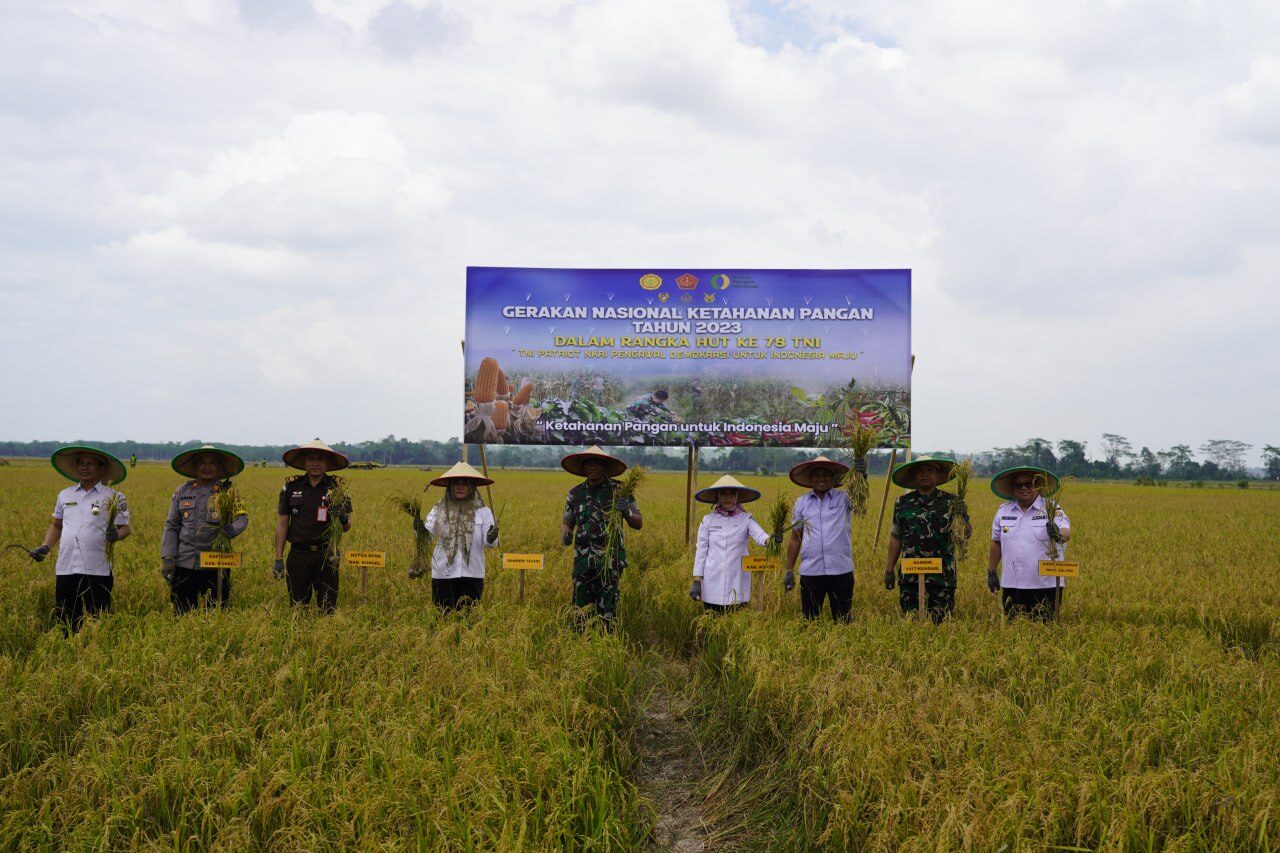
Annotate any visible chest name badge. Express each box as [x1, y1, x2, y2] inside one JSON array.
[[317, 507, 328, 522]]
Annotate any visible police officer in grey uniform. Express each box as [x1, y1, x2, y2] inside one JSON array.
[[274, 438, 352, 614], [161, 444, 249, 612]]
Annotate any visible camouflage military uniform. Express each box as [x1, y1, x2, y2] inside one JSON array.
[[891, 489, 966, 622], [564, 479, 631, 625], [625, 397, 675, 421]]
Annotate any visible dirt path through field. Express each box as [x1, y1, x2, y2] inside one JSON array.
[[635, 658, 713, 851]]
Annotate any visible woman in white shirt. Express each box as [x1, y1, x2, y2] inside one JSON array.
[[688, 475, 777, 612], [424, 461, 499, 610]]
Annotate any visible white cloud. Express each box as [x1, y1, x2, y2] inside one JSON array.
[[1, 0, 1279, 460]]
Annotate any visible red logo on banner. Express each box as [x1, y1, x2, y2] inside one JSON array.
[[676, 273, 699, 290]]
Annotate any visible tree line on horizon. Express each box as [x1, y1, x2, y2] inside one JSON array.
[[1, 433, 1276, 481]]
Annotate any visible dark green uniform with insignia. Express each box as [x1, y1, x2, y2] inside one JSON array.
[[563, 479, 630, 625], [278, 473, 352, 614], [891, 489, 966, 622]]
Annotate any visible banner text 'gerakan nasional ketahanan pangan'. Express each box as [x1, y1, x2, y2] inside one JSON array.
[[464, 268, 910, 448]]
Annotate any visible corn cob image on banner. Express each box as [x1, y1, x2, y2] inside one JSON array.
[[464, 267, 911, 448]]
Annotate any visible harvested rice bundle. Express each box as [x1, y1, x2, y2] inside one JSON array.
[[841, 423, 881, 516], [391, 490, 433, 578], [208, 483, 245, 553], [322, 480, 353, 561], [101, 492, 126, 563], [1041, 476, 1069, 559], [603, 466, 646, 569], [764, 493, 805, 559], [948, 458, 974, 560]]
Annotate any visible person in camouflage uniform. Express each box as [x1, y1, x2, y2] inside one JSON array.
[[883, 457, 970, 623], [625, 389, 678, 422], [561, 446, 642, 628]]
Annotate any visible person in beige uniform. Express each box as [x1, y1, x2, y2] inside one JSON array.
[[161, 444, 249, 612]]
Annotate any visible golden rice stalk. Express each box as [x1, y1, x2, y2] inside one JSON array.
[[492, 401, 511, 431], [390, 491, 432, 577], [841, 422, 881, 516], [101, 491, 125, 563], [473, 358, 501, 404], [1040, 475, 1068, 560], [764, 493, 794, 559], [603, 466, 646, 570], [948, 458, 974, 560], [208, 483, 244, 553], [322, 479, 352, 561]]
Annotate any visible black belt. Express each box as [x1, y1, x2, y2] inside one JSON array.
[[290, 542, 326, 552]]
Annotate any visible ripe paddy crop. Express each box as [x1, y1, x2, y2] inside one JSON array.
[[1, 460, 1278, 849]]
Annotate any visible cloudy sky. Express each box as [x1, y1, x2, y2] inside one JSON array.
[[3, 0, 1278, 462]]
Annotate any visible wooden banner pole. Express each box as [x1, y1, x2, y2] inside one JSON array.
[[872, 448, 897, 550], [477, 443, 516, 602], [684, 445, 695, 545], [216, 569, 224, 607], [361, 566, 368, 601]]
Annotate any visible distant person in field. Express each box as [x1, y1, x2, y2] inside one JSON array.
[[987, 466, 1072, 621], [29, 446, 132, 633], [689, 475, 774, 612], [785, 455, 862, 622], [161, 445, 248, 613], [625, 389, 677, 421], [561, 446, 642, 630], [274, 438, 352, 614], [883, 457, 970, 623], [423, 461, 499, 611]]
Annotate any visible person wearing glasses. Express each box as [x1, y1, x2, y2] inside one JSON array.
[[986, 466, 1071, 620]]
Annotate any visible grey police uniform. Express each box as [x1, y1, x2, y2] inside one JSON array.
[[161, 480, 248, 611]]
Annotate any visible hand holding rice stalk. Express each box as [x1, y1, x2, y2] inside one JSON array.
[[101, 492, 126, 562], [603, 466, 646, 570], [390, 491, 433, 578], [322, 480, 352, 562], [1041, 475, 1068, 560], [208, 483, 244, 553], [764, 493, 805, 559], [948, 458, 973, 560], [842, 423, 881, 516]]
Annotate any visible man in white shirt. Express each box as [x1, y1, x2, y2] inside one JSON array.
[[784, 455, 860, 622], [30, 445, 132, 633], [987, 465, 1072, 621]]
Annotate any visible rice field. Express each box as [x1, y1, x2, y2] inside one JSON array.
[[1, 460, 1278, 849]]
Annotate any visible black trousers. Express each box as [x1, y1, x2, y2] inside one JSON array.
[[1002, 586, 1061, 622], [170, 565, 230, 613], [432, 577, 485, 611], [702, 601, 747, 614], [800, 572, 854, 622], [287, 547, 339, 613], [54, 573, 113, 633]]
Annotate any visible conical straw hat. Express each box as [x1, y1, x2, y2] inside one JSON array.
[[561, 445, 628, 478], [430, 461, 496, 488], [282, 438, 349, 471], [171, 444, 245, 479], [990, 466, 1060, 501], [695, 474, 763, 504], [789, 455, 851, 488], [50, 445, 127, 486], [890, 456, 958, 489]]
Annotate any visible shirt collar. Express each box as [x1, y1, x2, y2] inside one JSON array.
[[75, 482, 104, 495], [714, 505, 740, 517]]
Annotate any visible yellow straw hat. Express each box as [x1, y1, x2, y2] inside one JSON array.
[[282, 438, 350, 472], [788, 455, 850, 488], [561, 446, 628, 478], [429, 461, 496, 488], [695, 474, 763, 504]]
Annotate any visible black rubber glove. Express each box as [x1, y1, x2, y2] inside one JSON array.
[[273, 558, 285, 580], [783, 570, 796, 592], [562, 530, 573, 547], [688, 579, 702, 602], [953, 499, 969, 518], [853, 456, 868, 475], [104, 526, 120, 542], [161, 558, 175, 582], [613, 496, 633, 514], [883, 568, 896, 590], [987, 569, 999, 593], [408, 565, 425, 580], [773, 531, 784, 545], [486, 525, 499, 544], [1046, 520, 1061, 542], [30, 545, 50, 562], [220, 524, 237, 539], [336, 510, 350, 526]]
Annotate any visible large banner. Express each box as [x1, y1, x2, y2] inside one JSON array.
[[464, 268, 911, 448]]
